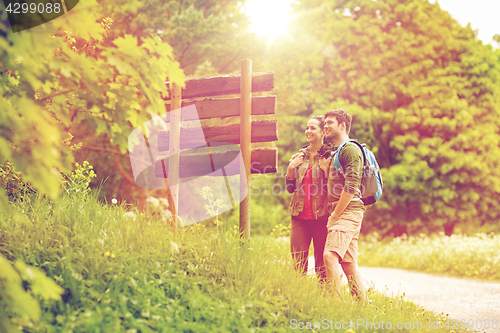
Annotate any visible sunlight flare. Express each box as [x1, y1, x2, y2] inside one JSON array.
[[243, 0, 295, 39]]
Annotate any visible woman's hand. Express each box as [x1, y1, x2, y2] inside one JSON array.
[[287, 153, 304, 178], [288, 153, 304, 168]]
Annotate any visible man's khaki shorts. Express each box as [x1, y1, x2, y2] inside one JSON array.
[[324, 210, 364, 263]]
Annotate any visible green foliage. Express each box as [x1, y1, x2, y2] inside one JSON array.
[[268, 0, 500, 235], [141, 0, 258, 75], [0, 254, 63, 333], [359, 233, 500, 280], [61, 161, 96, 196], [271, 223, 291, 239], [0, 162, 36, 203], [0, 189, 463, 332], [250, 196, 289, 236], [47, 0, 269, 209], [218, 174, 292, 236], [0, 0, 184, 208], [1, 157, 97, 203], [199, 186, 225, 225]]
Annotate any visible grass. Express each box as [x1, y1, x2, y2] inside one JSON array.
[[359, 233, 500, 281], [0, 192, 472, 332]]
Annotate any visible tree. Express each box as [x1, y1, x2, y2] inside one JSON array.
[[67, 0, 269, 209], [1, 0, 184, 207], [142, 0, 263, 75], [272, 0, 500, 235]]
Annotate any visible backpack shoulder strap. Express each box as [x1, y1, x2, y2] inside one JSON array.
[[345, 140, 367, 164], [333, 140, 366, 173]]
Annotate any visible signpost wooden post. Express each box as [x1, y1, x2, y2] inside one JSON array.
[[159, 60, 277, 238], [169, 82, 182, 217], [240, 60, 252, 239]]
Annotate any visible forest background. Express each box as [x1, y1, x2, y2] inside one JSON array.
[[2, 0, 500, 238]]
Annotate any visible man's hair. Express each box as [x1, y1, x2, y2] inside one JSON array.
[[324, 109, 352, 134], [309, 115, 325, 130]]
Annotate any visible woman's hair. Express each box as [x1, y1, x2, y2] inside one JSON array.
[[309, 115, 325, 130]]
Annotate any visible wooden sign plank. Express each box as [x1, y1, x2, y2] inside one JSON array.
[[154, 147, 278, 178], [165, 71, 274, 99], [165, 95, 276, 120], [158, 119, 277, 151], [249, 147, 278, 174]]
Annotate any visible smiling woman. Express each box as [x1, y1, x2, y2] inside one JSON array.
[[243, 0, 294, 39]]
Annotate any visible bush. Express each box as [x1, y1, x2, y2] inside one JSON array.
[[359, 233, 500, 280], [0, 162, 37, 203], [0, 254, 63, 332]]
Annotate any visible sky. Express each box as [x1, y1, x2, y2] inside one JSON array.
[[245, 0, 500, 45], [430, 0, 500, 44], [244, 0, 293, 39]]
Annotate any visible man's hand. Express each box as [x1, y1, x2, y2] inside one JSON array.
[[319, 157, 331, 174], [333, 191, 355, 218]]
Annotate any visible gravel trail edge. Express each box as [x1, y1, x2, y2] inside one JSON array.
[[308, 258, 500, 332]]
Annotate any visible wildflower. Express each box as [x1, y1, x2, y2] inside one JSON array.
[[162, 209, 172, 219], [159, 198, 169, 208], [110, 253, 116, 259], [146, 196, 160, 208], [111, 198, 118, 204], [170, 242, 179, 254], [123, 211, 137, 220], [104, 251, 110, 257]]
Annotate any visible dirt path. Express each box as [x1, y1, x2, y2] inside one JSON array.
[[308, 258, 500, 332]]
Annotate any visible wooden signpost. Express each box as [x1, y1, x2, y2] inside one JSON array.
[[157, 60, 277, 239]]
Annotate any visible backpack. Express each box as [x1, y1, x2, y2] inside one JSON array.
[[333, 140, 383, 205]]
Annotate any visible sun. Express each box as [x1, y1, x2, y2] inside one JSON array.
[[243, 0, 295, 40]]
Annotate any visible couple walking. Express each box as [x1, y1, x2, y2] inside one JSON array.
[[286, 109, 366, 300]]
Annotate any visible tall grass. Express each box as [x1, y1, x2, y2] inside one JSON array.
[[0, 191, 471, 332], [359, 233, 500, 280]]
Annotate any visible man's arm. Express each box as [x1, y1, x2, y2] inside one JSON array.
[[333, 143, 363, 217]]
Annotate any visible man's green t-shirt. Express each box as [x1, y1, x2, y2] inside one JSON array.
[[327, 141, 365, 213]]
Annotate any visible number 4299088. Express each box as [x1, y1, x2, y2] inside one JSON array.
[[6, 1, 62, 14], [444, 318, 498, 330]]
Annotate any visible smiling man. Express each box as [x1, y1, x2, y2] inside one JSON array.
[[322, 109, 367, 300]]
